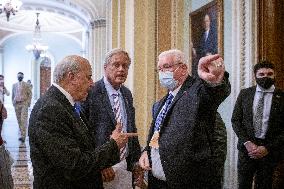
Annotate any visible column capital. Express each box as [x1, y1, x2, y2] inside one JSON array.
[[90, 19, 106, 29]]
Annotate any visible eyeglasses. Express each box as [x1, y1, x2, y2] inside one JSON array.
[[157, 62, 182, 72]]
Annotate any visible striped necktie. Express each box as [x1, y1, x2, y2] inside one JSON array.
[[112, 93, 122, 124], [112, 92, 126, 160], [154, 93, 174, 132]]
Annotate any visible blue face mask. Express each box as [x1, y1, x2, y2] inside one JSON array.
[[159, 71, 178, 91]]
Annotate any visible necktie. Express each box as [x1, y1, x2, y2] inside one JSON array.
[[112, 93, 122, 124], [254, 92, 265, 138], [154, 93, 174, 132], [74, 103, 81, 118], [112, 93, 126, 160]]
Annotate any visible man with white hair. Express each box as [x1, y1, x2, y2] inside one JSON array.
[[29, 55, 138, 189], [139, 49, 230, 188], [81, 48, 142, 189]]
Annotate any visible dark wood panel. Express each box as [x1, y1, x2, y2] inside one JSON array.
[[258, 0, 284, 89]]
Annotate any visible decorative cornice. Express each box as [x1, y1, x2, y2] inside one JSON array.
[[90, 19, 106, 29]]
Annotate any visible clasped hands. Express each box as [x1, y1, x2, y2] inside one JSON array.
[[245, 141, 268, 159], [198, 54, 225, 84]]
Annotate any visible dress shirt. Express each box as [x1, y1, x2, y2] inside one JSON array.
[[151, 85, 181, 181], [205, 29, 209, 41], [103, 76, 128, 132], [103, 76, 128, 157], [52, 83, 75, 106], [253, 85, 275, 139]]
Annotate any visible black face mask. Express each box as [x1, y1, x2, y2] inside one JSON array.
[[256, 77, 275, 89], [17, 76, 23, 82]]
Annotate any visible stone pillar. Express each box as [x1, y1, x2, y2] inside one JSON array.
[[91, 19, 107, 81]]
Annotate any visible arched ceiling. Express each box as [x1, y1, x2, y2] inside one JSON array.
[[0, 0, 107, 41]]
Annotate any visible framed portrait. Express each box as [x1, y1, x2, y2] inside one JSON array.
[[189, 0, 223, 77]]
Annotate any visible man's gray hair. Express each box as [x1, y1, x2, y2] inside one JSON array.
[[158, 49, 187, 65], [53, 55, 87, 83], [104, 48, 131, 65]]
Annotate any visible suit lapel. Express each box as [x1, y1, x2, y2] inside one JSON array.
[[98, 79, 116, 126], [158, 76, 194, 133], [247, 87, 256, 125], [120, 87, 131, 131], [267, 89, 281, 128]]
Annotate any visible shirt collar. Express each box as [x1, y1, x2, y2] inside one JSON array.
[[169, 84, 182, 98], [103, 76, 121, 96], [256, 84, 275, 93], [52, 83, 75, 106]]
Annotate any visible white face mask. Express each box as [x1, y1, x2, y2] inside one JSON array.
[[158, 70, 178, 91]]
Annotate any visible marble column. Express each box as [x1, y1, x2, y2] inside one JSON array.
[[90, 19, 107, 81]]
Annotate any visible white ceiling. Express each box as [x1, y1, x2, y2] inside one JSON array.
[[0, 0, 107, 33]]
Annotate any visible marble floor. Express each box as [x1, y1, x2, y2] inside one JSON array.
[[2, 104, 33, 189]]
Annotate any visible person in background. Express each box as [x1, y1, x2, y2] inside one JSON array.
[[139, 49, 230, 188], [12, 72, 32, 142], [81, 48, 142, 189], [27, 80, 33, 89], [0, 74, 9, 144], [232, 60, 284, 189], [28, 55, 138, 189]]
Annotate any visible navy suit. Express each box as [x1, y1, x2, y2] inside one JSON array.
[[197, 28, 218, 59], [81, 79, 141, 172], [232, 86, 284, 189], [29, 86, 120, 189], [145, 74, 230, 188]]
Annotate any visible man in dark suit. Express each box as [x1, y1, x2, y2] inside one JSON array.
[[139, 49, 230, 189], [81, 48, 142, 189], [192, 14, 218, 77], [232, 60, 284, 189], [29, 55, 137, 189]]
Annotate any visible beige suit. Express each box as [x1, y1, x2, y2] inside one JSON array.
[[12, 81, 32, 139]]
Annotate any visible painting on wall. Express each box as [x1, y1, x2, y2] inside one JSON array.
[[189, 0, 223, 77]]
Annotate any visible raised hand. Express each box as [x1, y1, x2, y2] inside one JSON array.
[[198, 54, 225, 84], [110, 122, 138, 149]]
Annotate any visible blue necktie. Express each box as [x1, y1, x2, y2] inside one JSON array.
[[154, 93, 174, 132], [74, 103, 81, 118]]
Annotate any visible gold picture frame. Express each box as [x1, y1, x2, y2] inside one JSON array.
[[189, 0, 224, 77]]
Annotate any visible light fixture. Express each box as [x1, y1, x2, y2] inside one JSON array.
[[0, 0, 22, 21], [26, 12, 48, 60]]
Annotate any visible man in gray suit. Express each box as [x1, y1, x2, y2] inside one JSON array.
[[29, 55, 138, 189], [139, 49, 230, 188], [81, 48, 142, 189], [12, 72, 32, 142]]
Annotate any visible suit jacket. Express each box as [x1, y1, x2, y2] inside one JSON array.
[[28, 86, 120, 189], [146, 74, 230, 188], [12, 81, 32, 106], [81, 78, 141, 171], [231, 86, 284, 159], [197, 28, 218, 59]]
